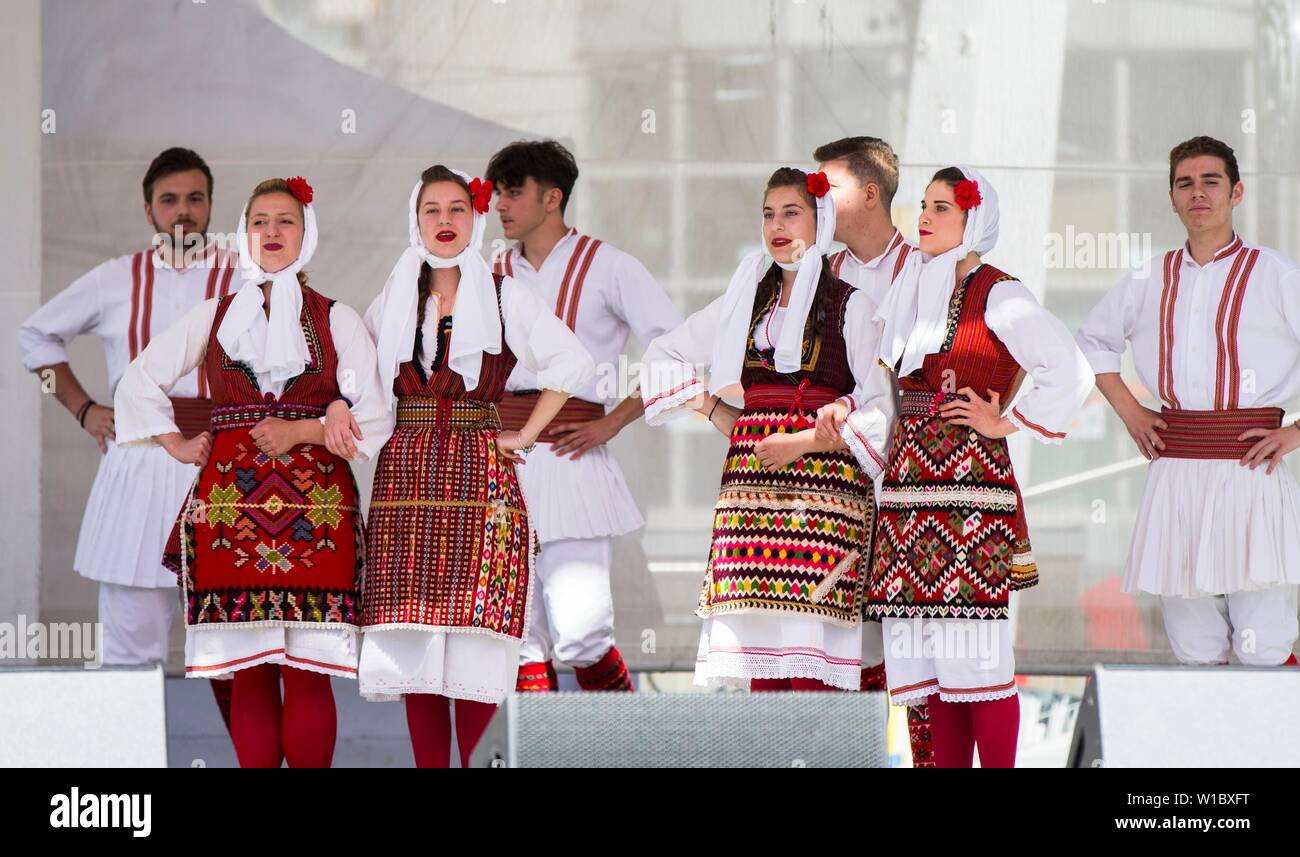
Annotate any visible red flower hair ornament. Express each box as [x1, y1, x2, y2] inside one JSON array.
[[806, 171, 831, 199], [469, 177, 494, 215], [953, 178, 982, 211], [286, 176, 314, 206]]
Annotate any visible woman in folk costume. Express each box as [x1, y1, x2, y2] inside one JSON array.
[[114, 177, 391, 768], [358, 165, 594, 768], [640, 167, 894, 692], [848, 166, 1093, 767]]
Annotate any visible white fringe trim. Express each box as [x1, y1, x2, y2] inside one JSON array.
[[889, 684, 1020, 706], [940, 685, 1019, 703], [187, 621, 359, 634], [693, 657, 861, 691], [362, 685, 505, 705]]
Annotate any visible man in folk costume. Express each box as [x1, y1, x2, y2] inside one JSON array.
[[115, 177, 392, 767], [485, 140, 683, 692], [359, 165, 594, 767], [817, 137, 916, 308], [1076, 136, 1300, 667], [814, 135, 934, 767], [641, 168, 893, 693], [18, 147, 238, 729], [840, 166, 1092, 767]]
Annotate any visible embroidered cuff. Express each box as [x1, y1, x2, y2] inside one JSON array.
[[643, 377, 707, 426], [841, 412, 887, 479], [1007, 406, 1067, 446]]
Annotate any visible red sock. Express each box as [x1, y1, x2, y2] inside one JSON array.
[[749, 677, 793, 691], [573, 646, 634, 691], [405, 693, 452, 768], [924, 694, 975, 768], [210, 678, 234, 737], [280, 666, 337, 768], [454, 700, 499, 766], [970, 693, 1019, 768], [789, 677, 838, 691], [230, 663, 283, 768], [1284, 653, 1298, 666], [516, 660, 558, 691]]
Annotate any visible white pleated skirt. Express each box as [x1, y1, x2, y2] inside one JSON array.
[[514, 442, 644, 542], [76, 440, 198, 588], [1124, 457, 1300, 596], [183, 624, 359, 680], [357, 628, 521, 704], [693, 612, 870, 691]]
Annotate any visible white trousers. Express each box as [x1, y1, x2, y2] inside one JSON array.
[[98, 582, 177, 665], [518, 537, 616, 668], [1160, 586, 1299, 665]]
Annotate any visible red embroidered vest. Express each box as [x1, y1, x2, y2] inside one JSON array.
[[899, 263, 1021, 398]]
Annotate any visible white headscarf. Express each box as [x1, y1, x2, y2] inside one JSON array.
[[371, 168, 501, 410], [708, 171, 837, 399], [216, 181, 319, 386], [876, 165, 999, 378]]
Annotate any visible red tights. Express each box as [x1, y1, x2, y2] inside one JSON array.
[[230, 663, 337, 768], [924, 693, 1020, 768], [404, 694, 499, 768]]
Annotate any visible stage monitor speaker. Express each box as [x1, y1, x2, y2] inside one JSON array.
[[0, 665, 168, 767], [1069, 664, 1300, 768], [469, 691, 889, 768]]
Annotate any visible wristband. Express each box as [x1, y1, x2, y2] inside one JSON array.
[[76, 400, 96, 428]]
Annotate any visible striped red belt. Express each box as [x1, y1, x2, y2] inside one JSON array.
[[396, 396, 500, 431], [168, 397, 214, 439], [899, 389, 964, 418], [743, 382, 841, 411], [743, 381, 842, 430], [497, 391, 606, 435], [208, 402, 326, 433], [1158, 406, 1284, 460]]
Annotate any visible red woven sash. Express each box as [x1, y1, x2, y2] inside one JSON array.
[[497, 391, 605, 435], [168, 397, 214, 439], [1159, 406, 1284, 460]]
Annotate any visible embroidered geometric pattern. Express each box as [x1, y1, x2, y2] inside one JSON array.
[[699, 271, 876, 625], [516, 660, 559, 692], [701, 411, 873, 623], [869, 410, 1037, 621], [168, 435, 363, 626], [162, 287, 365, 628], [362, 398, 532, 640], [871, 265, 1039, 622], [362, 278, 531, 641]]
